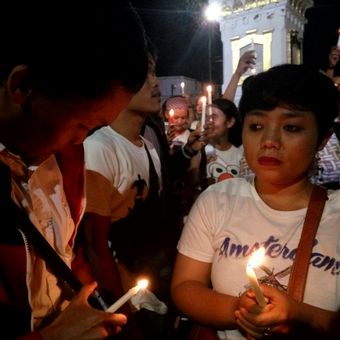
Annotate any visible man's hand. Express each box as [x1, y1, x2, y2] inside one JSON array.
[[40, 282, 127, 340]]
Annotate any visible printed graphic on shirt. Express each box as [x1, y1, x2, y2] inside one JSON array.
[[218, 235, 340, 277], [207, 160, 240, 182], [205, 145, 243, 183], [244, 265, 291, 292]]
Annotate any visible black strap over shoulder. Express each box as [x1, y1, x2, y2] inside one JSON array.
[[144, 143, 160, 200], [0, 161, 107, 310]]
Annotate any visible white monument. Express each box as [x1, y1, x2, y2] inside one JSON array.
[[211, 0, 313, 102]]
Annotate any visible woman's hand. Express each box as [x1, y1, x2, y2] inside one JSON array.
[[235, 285, 296, 338]]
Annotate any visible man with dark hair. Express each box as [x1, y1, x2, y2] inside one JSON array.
[[0, 1, 148, 338]]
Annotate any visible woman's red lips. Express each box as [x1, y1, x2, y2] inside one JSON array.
[[258, 156, 282, 166]]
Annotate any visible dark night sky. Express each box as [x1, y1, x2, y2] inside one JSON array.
[[130, 0, 214, 80], [131, 0, 340, 83]]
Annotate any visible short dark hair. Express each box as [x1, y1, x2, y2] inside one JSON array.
[[239, 64, 339, 144], [0, 1, 148, 99], [212, 98, 242, 147], [212, 98, 238, 120]]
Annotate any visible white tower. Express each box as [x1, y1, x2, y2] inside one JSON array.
[[212, 0, 313, 102]]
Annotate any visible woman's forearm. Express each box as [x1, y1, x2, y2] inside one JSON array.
[[172, 280, 239, 329]]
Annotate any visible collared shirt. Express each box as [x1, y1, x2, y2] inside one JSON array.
[[0, 143, 85, 330]]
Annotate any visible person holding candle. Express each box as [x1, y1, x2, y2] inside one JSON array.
[[165, 95, 192, 152], [171, 64, 340, 339], [164, 95, 207, 160], [164, 95, 213, 216], [198, 98, 243, 189], [0, 1, 150, 339]]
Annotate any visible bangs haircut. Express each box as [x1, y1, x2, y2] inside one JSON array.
[[239, 64, 339, 144]]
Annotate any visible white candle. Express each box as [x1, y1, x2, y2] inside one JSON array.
[[180, 82, 185, 96], [250, 38, 257, 74], [207, 85, 212, 106], [250, 38, 255, 52], [246, 248, 266, 308], [169, 109, 175, 125], [337, 28, 340, 49], [200, 96, 207, 133], [207, 85, 213, 121], [106, 279, 148, 313]]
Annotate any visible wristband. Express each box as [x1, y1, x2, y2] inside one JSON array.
[[182, 144, 199, 159]]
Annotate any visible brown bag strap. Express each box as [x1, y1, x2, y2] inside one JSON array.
[[287, 185, 327, 302]]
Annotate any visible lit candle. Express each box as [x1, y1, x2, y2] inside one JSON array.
[[180, 82, 185, 96], [246, 248, 266, 308], [200, 96, 207, 133], [169, 109, 175, 125], [106, 279, 149, 313], [337, 28, 340, 49]]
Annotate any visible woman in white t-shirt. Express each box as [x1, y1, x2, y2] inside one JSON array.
[[171, 65, 340, 339], [202, 98, 243, 188]]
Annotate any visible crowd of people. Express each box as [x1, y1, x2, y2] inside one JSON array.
[[0, 1, 340, 339]]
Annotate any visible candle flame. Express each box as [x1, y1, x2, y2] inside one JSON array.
[[180, 82, 185, 88], [169, 109, 174, 117], [201, 96, 207, 104], [248, 247, 265, 268], [207, 85, 212, 92], [137, 279, 149, 290]]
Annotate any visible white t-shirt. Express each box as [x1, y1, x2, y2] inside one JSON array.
[[178, 177, 340, 339], [84, 126, 162, 221], [205, 144, 244, 182]]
